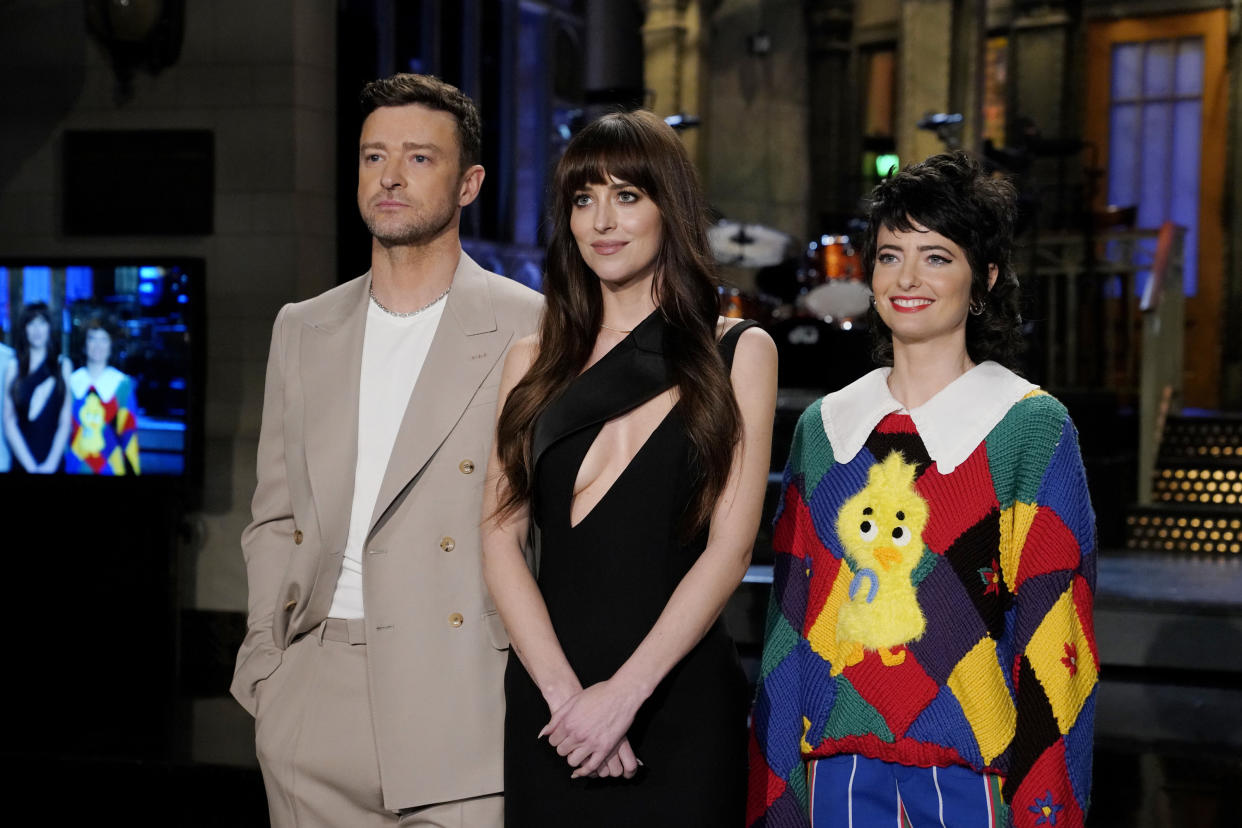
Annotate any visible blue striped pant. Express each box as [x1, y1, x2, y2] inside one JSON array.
[[808, 755, 1008, 827]]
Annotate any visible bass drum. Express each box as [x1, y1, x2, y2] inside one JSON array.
[[798, 278, 873, 326], [770, 316, 874, 392]]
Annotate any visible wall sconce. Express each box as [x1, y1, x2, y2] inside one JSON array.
[[85, 0, 185, 103]]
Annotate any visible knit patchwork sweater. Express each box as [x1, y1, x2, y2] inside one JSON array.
[[748, 364, 1097, 828]]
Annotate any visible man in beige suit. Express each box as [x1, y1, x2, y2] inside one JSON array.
[[231, 74, 542, 827]]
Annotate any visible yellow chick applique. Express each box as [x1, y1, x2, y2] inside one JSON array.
[[71, 391, 108, 460], [834, 451, 930, 668]]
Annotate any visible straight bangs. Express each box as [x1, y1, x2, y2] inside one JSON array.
[[555, 118, 662, 206]]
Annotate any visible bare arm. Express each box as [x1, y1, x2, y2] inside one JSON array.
[[2, 362, 37, 472], [481, 337, 582, 710], [36, 358, 73, 473], [545, 326, 779, 777]]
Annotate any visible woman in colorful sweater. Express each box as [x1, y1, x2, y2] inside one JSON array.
[[748, 152, 1097, 828], [66, 313, 141, 474]]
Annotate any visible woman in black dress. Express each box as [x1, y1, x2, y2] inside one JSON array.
[[482, 110, 777, 826], [3, 302, 72, 473]]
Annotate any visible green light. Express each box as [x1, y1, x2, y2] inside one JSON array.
[[876, 154, 900, 177]]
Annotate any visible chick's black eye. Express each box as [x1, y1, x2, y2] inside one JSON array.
[[859, 520, 877, 541]]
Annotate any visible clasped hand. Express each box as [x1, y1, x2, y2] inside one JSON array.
[[540, 680, 643, 780]]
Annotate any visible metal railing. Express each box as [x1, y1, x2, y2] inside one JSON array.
[[1029, 223, 1185, 502]]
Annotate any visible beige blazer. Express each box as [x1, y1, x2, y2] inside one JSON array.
[[230, 252, 542, 810]]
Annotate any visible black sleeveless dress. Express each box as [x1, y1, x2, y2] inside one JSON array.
[[503, 312, 752, 827], [11, 357, 64, 470]]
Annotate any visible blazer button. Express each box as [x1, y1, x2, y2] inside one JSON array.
[[293, 530, 303, 545], [448, 612, 464, 628], [459, 459, 475, 474], [440, 536, 456, 552], [284, 599, 297, 611]]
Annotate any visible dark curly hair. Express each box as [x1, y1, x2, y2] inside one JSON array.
[[860, 151, 1024, 370], [75, 309, 123, 367]]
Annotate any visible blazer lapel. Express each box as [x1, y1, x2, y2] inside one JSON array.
[[368, 253, 510, 535], [301, 275, 369, 554]]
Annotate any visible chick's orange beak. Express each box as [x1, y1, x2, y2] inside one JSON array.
[[874, 547, 900, 571]]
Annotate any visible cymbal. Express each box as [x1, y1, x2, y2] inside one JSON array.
[[708, 220, 791, 268]]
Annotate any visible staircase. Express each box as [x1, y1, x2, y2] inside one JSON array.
[[1094, 410, 1242, 780], [1124, 413, 1242, 556]]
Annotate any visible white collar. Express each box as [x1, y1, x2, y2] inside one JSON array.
[[819, 361, 1038, 473], [70, 365, 126, 401]]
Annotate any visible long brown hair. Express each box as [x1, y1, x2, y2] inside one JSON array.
[[496, 110, 740, 537]]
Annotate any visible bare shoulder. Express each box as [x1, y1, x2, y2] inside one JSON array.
[[717, 315, 774, 343], [727, 332, 777, 422], [728, 320, 777, 364], [714, 316, 776, 375], [735, 322, 776, 350]]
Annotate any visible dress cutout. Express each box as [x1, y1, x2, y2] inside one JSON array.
[[504, 313, 754, 827]]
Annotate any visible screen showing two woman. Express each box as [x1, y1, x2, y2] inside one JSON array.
[[0, 263, 195, 476]]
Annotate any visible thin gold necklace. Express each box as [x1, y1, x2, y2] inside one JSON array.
[[599, 322, 633, 333]]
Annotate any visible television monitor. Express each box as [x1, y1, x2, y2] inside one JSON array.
[[0, 257, 204, 493]]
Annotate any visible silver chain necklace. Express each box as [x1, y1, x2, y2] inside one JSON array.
[[369, 284, 450, 318]]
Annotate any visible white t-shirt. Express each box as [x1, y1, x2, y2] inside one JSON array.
[[327, 293, 447, 619]]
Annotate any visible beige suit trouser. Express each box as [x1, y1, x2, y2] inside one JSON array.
[[255, 620, 502, 828]]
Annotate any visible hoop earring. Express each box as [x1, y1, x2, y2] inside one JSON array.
[[969, 298, 985, 316]]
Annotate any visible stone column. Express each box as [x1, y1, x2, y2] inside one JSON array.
[[642, 0, 705, 164], [896, 0, 954, 166]]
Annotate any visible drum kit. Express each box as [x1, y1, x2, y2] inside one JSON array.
[[799, 234, 871, 326], [711, 220, 874, 389], [711, 220, 872, 329]]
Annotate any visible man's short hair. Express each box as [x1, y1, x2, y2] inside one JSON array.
[[359, 73, 482, 173]]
